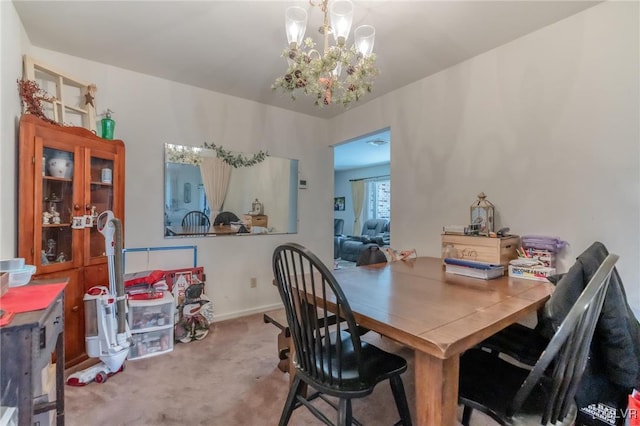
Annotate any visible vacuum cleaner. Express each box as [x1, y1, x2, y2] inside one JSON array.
[[67, 211, 131, 385]]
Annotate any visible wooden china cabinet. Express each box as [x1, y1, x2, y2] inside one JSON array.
[[18, 114, 125, 368]]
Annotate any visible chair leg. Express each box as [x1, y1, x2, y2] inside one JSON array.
[[461, 405, 473, 426], [279, 374, 305, 426], [389, 375, 412, 426], [337, 398, 353, 426]]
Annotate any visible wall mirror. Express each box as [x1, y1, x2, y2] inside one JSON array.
[[164, 143, 299, 237]]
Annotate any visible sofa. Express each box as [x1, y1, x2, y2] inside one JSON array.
[[339, 219, 389, 262]]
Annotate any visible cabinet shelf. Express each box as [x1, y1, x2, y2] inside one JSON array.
[[43, 176, 72, 183], [42, 223, 70, 228], [90, 181, 113, 187]]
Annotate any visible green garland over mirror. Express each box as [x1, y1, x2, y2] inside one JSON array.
[[166, 142, 268, 168]]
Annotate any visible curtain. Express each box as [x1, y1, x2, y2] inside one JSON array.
[[199, 156, 232, 218], [351, 180, 365, 235]]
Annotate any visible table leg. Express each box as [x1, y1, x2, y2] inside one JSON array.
[[414, 351, 459, 426], [277, 330, 290, 373]]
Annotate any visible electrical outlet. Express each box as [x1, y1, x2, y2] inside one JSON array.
[[250, 277, 257, 288]]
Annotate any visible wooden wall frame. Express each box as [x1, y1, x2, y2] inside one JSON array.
[[22, 55, 97, 132]]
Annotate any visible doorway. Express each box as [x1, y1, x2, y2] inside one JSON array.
[[333, 128, 390, 265]]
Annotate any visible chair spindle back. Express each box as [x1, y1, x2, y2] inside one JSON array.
[[508, 253, 618, 423], [273, 243, 363, 390]]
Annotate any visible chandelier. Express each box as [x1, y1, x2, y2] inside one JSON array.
[[272, 0, 379, 108]]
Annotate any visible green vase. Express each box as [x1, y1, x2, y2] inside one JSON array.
[[101, 117, 115, 140]]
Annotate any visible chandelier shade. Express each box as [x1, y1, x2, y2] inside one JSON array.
[[354, 25, 375, 57], [272, 0, 379, 108], [285, 6, 307, 48], [329, 0, 353, 45]]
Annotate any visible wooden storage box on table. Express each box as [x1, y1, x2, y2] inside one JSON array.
[[241, 214, 268, 228], [441, 234, 520, 271]]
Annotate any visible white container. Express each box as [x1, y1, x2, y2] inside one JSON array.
[[8, 265, 36, 287], [47, 154, 73, 178], [128, 327, 174, 360], [128, 291, 174, 332], [0, 259, 34, 287], [101, 168, 112, 184], [0, 258, 25, 271]]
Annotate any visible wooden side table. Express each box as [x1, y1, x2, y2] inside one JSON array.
[[0, 281, 66, 426]]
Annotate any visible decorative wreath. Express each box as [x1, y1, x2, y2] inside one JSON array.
[[16, 79, 59, 125]]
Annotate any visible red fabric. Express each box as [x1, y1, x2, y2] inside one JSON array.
[[124, 270, 165, 288], [0, 282, 66, 314], [629, 392, 640, 426]]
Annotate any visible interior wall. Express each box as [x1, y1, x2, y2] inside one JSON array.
[[0, 3, 32, 257], [2, 1, 332, 320], [334, 164, 391, 236], [331, 2, 640, 317]]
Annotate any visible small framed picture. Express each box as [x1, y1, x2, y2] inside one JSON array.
[[334, 197, 345, 211], [84, 215, 94, 227], [72, 216, 85, 229]]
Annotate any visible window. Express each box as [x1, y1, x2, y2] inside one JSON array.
[[365, 179, 390, 221]]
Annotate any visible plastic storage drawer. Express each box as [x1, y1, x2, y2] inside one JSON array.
[[128, 327, 174, 360], [128, 291, 174, 332]]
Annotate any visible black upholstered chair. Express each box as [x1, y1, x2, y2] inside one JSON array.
[[379, 221, 391, 246], [272, 243, 412, 426], [458, 253, 619, 426], [356, 245, 388, 267], [334, 218, 345, 259], [181, 210, 210, 227], [213, 211, 239, 226], [339, 219, 388, 262]]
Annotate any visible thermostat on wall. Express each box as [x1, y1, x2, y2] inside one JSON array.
[[299, 179, 308, 189]]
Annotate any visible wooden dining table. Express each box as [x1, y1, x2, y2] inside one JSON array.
[[325, 256, 553, 426]]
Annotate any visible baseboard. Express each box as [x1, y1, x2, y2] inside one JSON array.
[[211, 302, 284, 323]]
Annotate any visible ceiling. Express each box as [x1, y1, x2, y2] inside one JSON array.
[[334, 128, 390, 171], [13, 0, 600, 122]]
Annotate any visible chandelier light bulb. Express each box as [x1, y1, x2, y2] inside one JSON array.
[[354, 25, 375, 57], [329, 0, 354, 46], [285, 6, 308, 49]]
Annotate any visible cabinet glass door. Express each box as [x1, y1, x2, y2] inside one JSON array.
[[40, 146, 76, 268], [87, 152, 116, 261]]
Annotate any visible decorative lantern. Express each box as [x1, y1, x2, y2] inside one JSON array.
[[470, 192, 494, 236], [251, 198, 264, 215]]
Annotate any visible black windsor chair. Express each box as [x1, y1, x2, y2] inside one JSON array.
[[213, 211, 239, 226], [181, 210, 210, 227], [272, 243, 412, 426], [458, 253, 619, 426]]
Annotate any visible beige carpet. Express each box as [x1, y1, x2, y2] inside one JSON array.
[[64, 313, 493, 425]]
